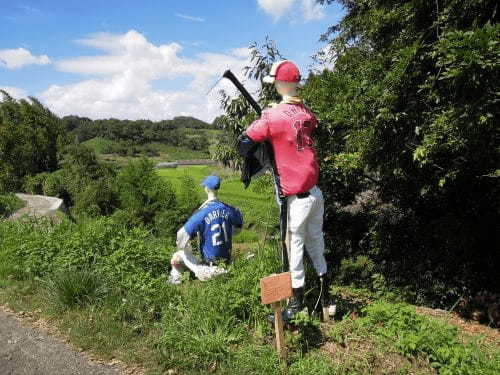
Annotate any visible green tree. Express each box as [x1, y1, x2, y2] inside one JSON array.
[[0, 92, 67, 192], [115, 158, 177, 228]]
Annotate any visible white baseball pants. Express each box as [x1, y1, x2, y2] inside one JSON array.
[[287, 185, 327, 288], [169, 227, 227, 284]]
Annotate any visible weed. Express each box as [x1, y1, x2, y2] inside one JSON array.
[[288, 352, 336, 375], [218, 344, 281, 374], [357, 301, 500, 375], [44, 268, 107, 309], [289, 311, 323, 354]]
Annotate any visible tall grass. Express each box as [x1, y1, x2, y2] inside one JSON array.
[[44, 268, 107, 309]]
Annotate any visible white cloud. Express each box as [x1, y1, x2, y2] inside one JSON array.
[[0, 86, 28, 99], [257, 0, 295, 19], [0, 48, 51, 69], [41, 30, 252, 122], [175, 13, 205, 22], [300, 0, 325, 21], [257, 0, 325, 21]]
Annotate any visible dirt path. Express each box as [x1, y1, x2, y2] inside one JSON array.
[[0, 307, 120, 375]]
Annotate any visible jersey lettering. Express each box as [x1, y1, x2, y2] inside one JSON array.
[[204, 209, 229, 225]]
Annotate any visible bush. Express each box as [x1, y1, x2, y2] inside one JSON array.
[[116, 158, 177, 228], [42, 170, 70, 200], [24, 172, 51, 195], [0, 193, 23, 218], [336, 255, 376, 287], [0, 217, 172, 293], [73, 180, 119, 218]]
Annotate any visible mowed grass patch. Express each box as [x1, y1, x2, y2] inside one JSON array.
[[157, 165, 279, 235]]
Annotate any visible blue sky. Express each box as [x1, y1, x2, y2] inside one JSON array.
[[0, 1, 343, 121]]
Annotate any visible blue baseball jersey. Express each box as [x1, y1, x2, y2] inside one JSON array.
[[183, 200, 243, 261]]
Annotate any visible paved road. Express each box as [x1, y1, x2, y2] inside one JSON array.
[[0, 308, 120, 375]]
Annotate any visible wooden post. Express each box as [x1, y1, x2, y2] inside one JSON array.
[[272, 302, 286, 360], [322, 306, 330, 322], [260, 272, 292, 363]]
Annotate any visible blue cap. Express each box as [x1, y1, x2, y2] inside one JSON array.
[[201, 175, 221, 190]]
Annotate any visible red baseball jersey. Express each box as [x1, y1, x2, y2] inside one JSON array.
[[246, 102, 320, 196]]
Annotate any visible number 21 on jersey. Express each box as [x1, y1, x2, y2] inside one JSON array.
[[211, 222, 228, 246]]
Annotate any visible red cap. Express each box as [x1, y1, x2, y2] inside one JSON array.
[[263, 60, 301, 83]]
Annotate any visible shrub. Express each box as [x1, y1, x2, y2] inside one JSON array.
[[0, 217, 173, 293], [336, 255, 376, 287], [116, 158, 177, 227], [0, 193, 23, 218], [42, 170, 69, 200], [73, 180, 119, 217], [24, 172, 51, 195]]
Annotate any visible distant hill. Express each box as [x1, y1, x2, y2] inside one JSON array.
[[62, 115, 220, 163], [62, 115, 213, 144]]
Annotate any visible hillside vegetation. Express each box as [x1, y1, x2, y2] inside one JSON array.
[[65, 115, 219, 163]]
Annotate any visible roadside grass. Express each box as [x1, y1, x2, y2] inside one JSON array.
[[44, 268, 108, 309], [1, 242, 499, 374]]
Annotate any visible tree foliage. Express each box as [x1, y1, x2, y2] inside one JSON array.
[[0, 92, 67, 192], [300, 0, 499, 304], [64, 115, 214, 153]]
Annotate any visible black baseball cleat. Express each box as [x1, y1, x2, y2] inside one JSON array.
[[267, 287, 304, 324]]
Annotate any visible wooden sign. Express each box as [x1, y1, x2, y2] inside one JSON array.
[[260, 272, 292, 305], [260, 272, 292, 362]]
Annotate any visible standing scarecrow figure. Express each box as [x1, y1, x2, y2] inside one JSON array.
[[237, 60, 329, 322], [169, 175, 243, 284]]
